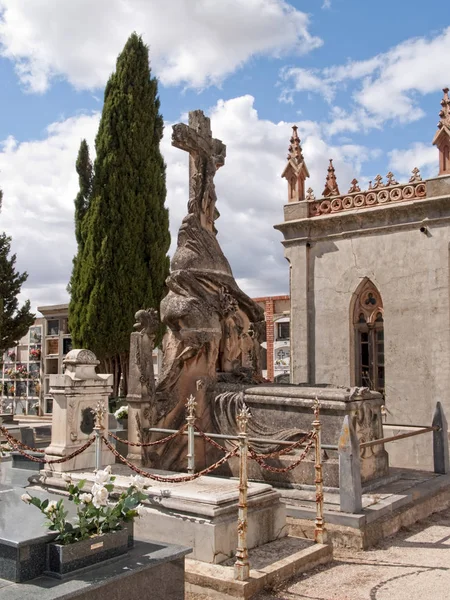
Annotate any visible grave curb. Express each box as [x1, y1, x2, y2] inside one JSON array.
[[185, 540, 332, 599]]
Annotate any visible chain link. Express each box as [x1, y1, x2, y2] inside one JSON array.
[[249, 436, 315, 473], [0, 425, 42, 453], [194, 424, 229, 452], [5, 435, 95, 464], [101, 434, 239, 482], [249, 431, 315, 459], [106, 424, 187, 447]]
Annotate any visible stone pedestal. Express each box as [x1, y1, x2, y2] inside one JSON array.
[[44, 350, 114, 472], [242, 384, 389, 486]]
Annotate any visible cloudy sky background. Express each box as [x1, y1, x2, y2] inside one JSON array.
[[0, 0, 448, 312]]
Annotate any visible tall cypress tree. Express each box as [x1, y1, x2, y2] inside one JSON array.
[[69, 33, 170, 395], [74, 139, 93, 247], [0, 188, 35, 354], [67, 140, 93, 335]]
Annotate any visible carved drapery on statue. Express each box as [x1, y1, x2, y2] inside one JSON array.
[[144, 110, 265, 470]]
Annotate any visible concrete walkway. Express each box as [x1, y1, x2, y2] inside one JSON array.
[[255, 507, 450, 600]]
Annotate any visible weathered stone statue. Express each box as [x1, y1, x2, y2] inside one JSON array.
[[148, 110, 266, 470]]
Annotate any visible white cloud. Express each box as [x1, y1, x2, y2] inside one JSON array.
[[280, 26, 450, 131], [0, 95, 377, 311], [389, 142, 437, 180], [0, 113, 101, 309], [0, 0, 322, 93]]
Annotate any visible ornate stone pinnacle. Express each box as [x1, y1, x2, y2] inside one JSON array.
[[306, 187, 315, 200], [438, 87, 450, 129], [386, 171, 398, 186], [348, 178, 361, 193], [409, 166, 422, 183], [94, 400, 107, 429], [322, 158, 340, 197], [287, 125, 304, 164], [237, 404, 251, 434], [186, 394, 197, 419]]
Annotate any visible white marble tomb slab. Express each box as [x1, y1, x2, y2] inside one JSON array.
[[43, 471, 287, 564]]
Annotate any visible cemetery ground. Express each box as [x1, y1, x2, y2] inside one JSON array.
[[250, 507, 450, 600]]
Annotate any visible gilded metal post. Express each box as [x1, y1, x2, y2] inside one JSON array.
[[313, 398, 327, 544], [234, 404, 251, 581], [94, 400, 106, 471], [186, 394, 197, 474]]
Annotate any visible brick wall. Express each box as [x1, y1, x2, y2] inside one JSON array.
[[253, 295, 290, 382]]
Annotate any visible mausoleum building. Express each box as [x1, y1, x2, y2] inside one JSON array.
[[275, 89, 450, 470]]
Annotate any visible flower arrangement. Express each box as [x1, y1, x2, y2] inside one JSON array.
[[29, 348, 41, 360], [21, 467, 148, 545], [4, 364, 29, 379], [114, 405, 128, 420], [7, 350, 16, 361]]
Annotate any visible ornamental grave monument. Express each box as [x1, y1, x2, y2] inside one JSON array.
[[127, 110, 388, 488]]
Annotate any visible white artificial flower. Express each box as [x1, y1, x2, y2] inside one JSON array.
[[44, 501, 58, 514], [114, 406, 128, 420], [79, 493, 93, 505], [21, 493, 31, 504], [136, 504, 145, 517], [91, 484, 108, 509], [94, 465, 112, 485], [131, 475, 147, 493]]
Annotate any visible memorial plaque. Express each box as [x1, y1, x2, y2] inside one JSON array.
[[80, 407, 95, 435]]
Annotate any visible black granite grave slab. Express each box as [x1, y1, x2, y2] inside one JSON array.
[[11, 451, 43, 471], [0, 540, 191, 600], [0, 488, 58, 582]]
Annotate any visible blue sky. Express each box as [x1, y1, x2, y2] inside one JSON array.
[[0, 0, 448, 310]]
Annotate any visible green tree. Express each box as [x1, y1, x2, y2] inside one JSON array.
[[69, 33, 170, 396], [67, 140, 93, 334], [0, 189, 35, 355], [74, 139, 93, 247]]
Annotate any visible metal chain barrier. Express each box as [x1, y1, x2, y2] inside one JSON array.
[[0, 425, 42, 453], [249, 430, 315, 459], [194, 424, 229, 452], [249, 435, 316, 473], [101, 434, 239, 483], [106, 424, 187, 447], [5, 435, 96, 464]]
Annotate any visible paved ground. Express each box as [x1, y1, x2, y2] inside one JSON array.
[[255, 508, 450, 600]]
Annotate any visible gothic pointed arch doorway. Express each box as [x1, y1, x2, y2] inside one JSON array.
[[352, 279, 385, 395]]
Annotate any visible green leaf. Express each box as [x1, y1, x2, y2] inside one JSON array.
[[29, 497, 42, 509]]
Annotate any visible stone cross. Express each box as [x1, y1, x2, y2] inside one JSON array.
[[172, 110, 226, 233]]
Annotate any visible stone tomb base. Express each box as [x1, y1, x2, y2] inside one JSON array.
[[41, 468, 287, 564], [0, 541, 190, 600]]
